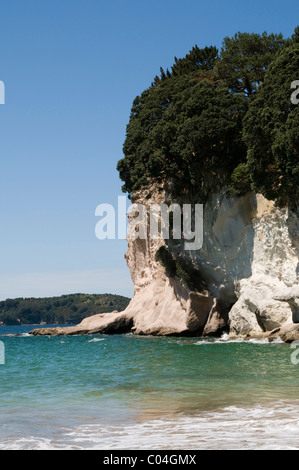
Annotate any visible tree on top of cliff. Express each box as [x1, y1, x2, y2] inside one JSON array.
[[216, 31, 285, 98], [170, 45, 218, 76], [292, 26, 299, 44], [117, 70, 247, 199], [117, 29, 297, 204], [243, 42, 299, 207]]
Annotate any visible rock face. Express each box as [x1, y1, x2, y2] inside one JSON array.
[[29, 311, 134, 336], [30, 189, 299, 341], [227, 196, 299, 338]]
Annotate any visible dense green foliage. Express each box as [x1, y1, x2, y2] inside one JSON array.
[[243, 43, 299, 206], [0, 293, 131, 325], [215, 32, 285, 97], [118, 28, 298, 206]]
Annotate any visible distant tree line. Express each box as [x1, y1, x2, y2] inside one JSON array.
[[117, 28, 299, 208], [0, 294, 131, 325]]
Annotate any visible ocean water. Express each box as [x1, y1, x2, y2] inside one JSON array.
[[1, 325, 299, 450]]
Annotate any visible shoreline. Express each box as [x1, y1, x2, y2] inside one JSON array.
[[2, 319, 299, 344], [1, 398, 299, 450], [27, 309, 299, 344]]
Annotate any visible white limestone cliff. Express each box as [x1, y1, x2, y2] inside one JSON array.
[[123, 189, 299, 338], [30, 190, 299, 341]]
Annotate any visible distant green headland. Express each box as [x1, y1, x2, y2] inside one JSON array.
[[0, 294, 131, 326]]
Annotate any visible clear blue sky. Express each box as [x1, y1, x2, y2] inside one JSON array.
[[0, 0, 298, 301]]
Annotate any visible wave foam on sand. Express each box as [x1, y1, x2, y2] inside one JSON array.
[[2, 400, 299, 450]]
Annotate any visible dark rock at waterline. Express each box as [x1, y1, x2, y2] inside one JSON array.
[[29, 312, 134, 336], [277, 323, 299, 343]]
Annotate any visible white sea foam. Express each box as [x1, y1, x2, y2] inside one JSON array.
[[193, 332, 283, 346], [0, 332, 32, 337], [2, 401, 299, 450], [88, 338, 105, 343]]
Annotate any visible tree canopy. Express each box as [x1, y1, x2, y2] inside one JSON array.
[[117, 28, 299, 207], [243, 43, 299, 206]]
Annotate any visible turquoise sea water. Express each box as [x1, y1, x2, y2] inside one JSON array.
[[1, 325, 299, 449]]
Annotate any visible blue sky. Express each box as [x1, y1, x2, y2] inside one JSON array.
[[0, 0, 298, 301]]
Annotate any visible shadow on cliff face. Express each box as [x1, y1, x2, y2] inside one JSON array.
[[287, 206, 299, 259], [286, 206, 299, 323], [162, 191, 257, 335]]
